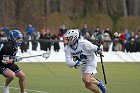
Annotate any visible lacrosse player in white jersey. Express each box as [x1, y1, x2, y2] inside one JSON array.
[[64, 29, 106, 93]]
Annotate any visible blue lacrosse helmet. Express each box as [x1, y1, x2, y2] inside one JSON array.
[[9, 30, 23, 47]]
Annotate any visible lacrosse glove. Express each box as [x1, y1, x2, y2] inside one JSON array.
[[2, 59, 9, 64], [14, 56, 23, 62], [97, 46, 103, 55], [2, 55, 10, 64], [74, 60, 82, 69]]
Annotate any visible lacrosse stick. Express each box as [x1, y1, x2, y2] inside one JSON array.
[[96, 34, 107, 84], [21, 51, 51, 59], [99, 50, 107, 84]]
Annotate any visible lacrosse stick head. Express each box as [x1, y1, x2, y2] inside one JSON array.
[[42, 51, 51, 59]]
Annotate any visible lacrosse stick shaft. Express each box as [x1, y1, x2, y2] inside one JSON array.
[[95, 33, 107, 84], [22, 54, 42, 58], [21, 51, 51, 59], [100, 54, 107, 84]]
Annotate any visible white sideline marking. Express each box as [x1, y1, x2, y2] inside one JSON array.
[[0, 86, 48, 93]]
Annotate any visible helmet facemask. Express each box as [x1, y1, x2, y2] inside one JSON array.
[[67, 36, 78, 45], [64, 29, 79, 46], [14, 37, 23, 46]]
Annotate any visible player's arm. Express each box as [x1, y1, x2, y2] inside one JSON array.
[[0, 43, 13, 64], [83, 40, 102, 54], [0, 43, 22, 64], [2, 56, 23, 64], [64, 49, 75, 67], [2, 55, 22, 64], [64, 48, 82, 68]]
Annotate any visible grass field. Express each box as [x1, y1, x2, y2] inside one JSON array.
[[0, 62, 140, 93]]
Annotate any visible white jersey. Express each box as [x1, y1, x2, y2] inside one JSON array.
[[64, 39, 98, 68]]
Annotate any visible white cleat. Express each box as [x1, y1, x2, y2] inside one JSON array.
[[3, 85, 9, 93]]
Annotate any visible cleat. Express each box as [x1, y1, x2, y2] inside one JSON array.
[[97, 80, 106, 93], [3, 85, 9, 93]]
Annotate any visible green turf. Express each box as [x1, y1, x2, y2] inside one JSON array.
[[0, 62, 140, 93]]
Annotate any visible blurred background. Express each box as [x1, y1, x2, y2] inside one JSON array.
[[0, 0, 140, 33], [0, 1, 140, 93], [0, 0, 140, 62]]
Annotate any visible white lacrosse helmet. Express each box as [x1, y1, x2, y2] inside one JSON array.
[[64, 29, 80, 45]]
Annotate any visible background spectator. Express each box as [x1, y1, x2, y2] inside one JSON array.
[[92, 26, 103, 45], [92, 26, 102, 39], [0, 27, 10, 37], [112, 32, 121, 51], [58, 24, 67, 40], [119, 31, 127, 52], [45, 29, 52, 51], [103, 33, 111, 51], [20, 31, 29, 53], [124, 29, 131, 52], [129, 32, 136, 52], [39, 29, 47, 51], [52, 35, 60, 52], [84, 32, 92, 42], [104, 27, 114, 40], [135, 30, 140, 52], [31, 31, 40, 51], [80, 24, 90, 38], [25, 24, 36, 38], [39, 28, 52, 51]]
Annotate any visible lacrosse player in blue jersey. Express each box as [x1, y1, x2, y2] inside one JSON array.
[[0, 30, 27, 93], [64, 29, 106, 93]]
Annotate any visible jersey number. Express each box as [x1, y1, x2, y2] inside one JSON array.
[[73, 54, 87, 61]]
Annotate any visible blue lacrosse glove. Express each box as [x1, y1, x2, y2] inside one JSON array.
[[74, 60, 82, 69], [14, 56, 23, 62]]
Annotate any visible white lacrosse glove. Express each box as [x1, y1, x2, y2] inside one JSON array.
[[97, 45, 103, 55], [2, 57, 9, 64], [14, 56, 23, 62], [2, 59, 9, 64], [74, 60, 82, 69]]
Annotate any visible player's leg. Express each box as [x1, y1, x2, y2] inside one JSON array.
[[15, 70, 26, 93], [8, 64, 26, 93], [88, 63, 106, 93], [90, 76, 106, 93], [3, 68, 16, 85], [3, 68, 16, 93], [82, 73, 102, 93], [81, 65, 101, 93]]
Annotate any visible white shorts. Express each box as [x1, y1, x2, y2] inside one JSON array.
[[80, 64, 97, 78]]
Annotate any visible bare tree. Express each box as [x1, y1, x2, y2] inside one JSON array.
[[0, 0, 5, 24], [123, 0, 128, 16], [0, 0, 140, 30], [133, 0, 140, 16]]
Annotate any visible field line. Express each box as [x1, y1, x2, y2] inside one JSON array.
[[0, 86, 48, 93]]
